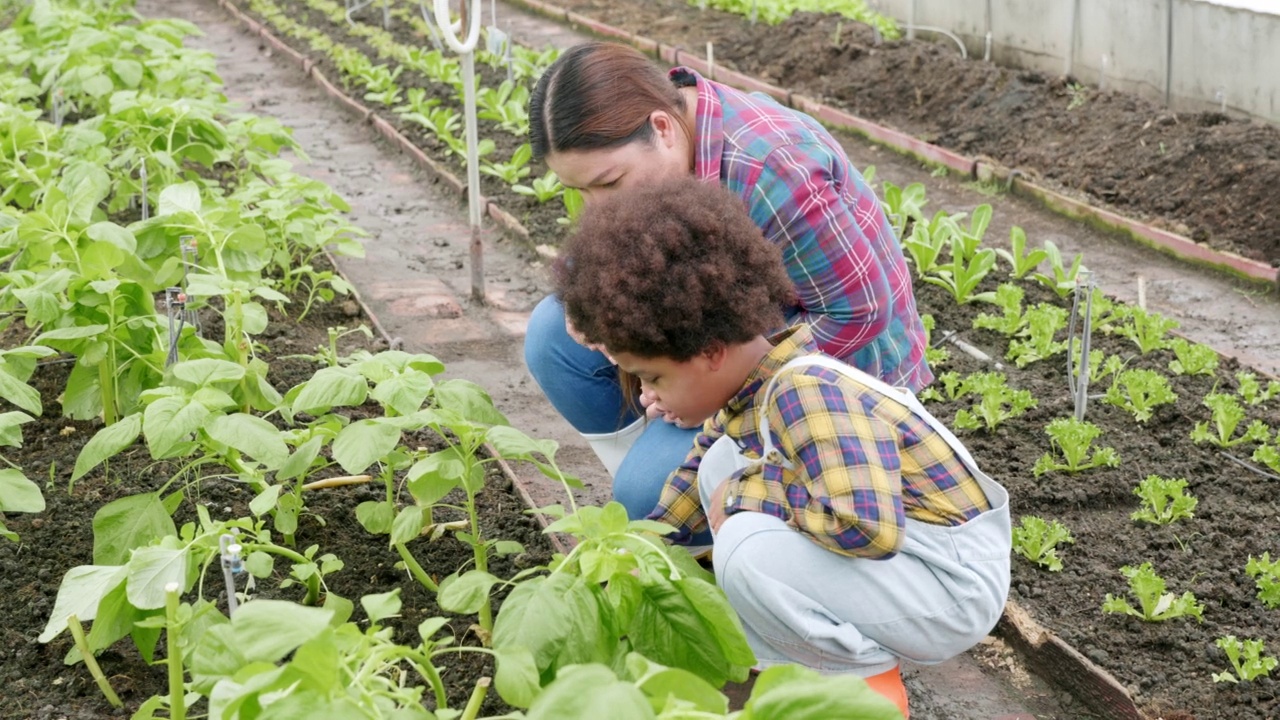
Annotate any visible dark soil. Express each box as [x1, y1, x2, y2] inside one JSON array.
[[0, 294, 556, 719], [551, 0, 1280, 268], [912, 274, 1280, 719]]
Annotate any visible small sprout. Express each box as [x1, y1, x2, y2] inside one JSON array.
[[1006, 304, 1068, 368], [1237, 372, 1280, 406], [1113, 305, 1179, 354], [1190, 393, 1271, 448], [1102, 368, 1177, 423], [1101, 562, 1203, 623], [1167, 337, 1218, 377], [952, 372, 1037, 432], [1130, 475, 1197, 525], [1012, 516, 1073, 572], [1213, 636, 1278, 683], [1246, 552, 1280, 609], [1034, 417, 1120, 476]]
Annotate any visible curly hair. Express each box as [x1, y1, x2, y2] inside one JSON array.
[[555, 177, 796, 361]]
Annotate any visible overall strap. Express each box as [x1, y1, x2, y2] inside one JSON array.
[[757, 355, 986, 476]]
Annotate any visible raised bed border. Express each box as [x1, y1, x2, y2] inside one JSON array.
[[525, 0, 1277, 291]]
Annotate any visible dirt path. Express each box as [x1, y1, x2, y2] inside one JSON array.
[[138, 0, 1278, 716]]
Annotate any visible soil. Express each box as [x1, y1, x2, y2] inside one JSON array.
[[916, 275, 1280, 720], [551, 0, 1280, 268]]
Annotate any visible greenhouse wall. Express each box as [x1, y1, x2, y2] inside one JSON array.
[[877, 0, 1280, 123]]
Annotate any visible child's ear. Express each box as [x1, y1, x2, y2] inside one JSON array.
[[702, 342, 728, 371]]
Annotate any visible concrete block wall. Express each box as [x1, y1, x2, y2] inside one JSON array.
[[875, 0, 1280, 123]]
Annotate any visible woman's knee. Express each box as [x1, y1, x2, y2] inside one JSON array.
[[523, 295, 568, 382]]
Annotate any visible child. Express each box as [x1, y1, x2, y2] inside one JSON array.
[[553, 177, 1012, 717]]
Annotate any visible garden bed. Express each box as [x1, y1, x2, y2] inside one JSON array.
[[543, 0, 1280, 268]]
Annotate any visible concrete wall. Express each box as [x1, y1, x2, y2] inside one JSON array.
[[875, 0, 1280, 123]]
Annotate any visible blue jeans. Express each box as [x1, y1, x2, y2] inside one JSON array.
[[524, 295, 712, 544]]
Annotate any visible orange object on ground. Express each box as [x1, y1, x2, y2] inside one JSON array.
[[864, 666, 910, 718]]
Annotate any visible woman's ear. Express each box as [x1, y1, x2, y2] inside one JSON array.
[[649, 109, 681, 149]]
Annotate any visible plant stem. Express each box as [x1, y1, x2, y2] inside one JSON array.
[[165, 585, 186, 720], [97, 359, 117, 426], [461, 677, 491, 720], [396, 542, 439, 592], [67, 614, 122, 708]]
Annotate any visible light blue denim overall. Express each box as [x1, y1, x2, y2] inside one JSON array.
[[697, 355, 1012, 677]]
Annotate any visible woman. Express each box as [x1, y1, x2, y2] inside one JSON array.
[[524, 42, 931, 533]]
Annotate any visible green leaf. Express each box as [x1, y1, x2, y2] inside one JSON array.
[[0, 370, 42, 415], [126, 546, 190, 610], [486, 425, 558, 461], [492, 574, 614, 673], [0, 411, 33, 449], [292, 367, 368, 415], [39, 565, 128, 642], [143, 396, 210, 459], [746, 665, 904, 720], [171, 358, 246, 387], [72, 409, 142, 481], [433, 379, 507, 426], [290, 629, 340, 691], [628, 574, 735, 686], [439, 570, 498, 614], [406, 449, 466, 506], [85, 221, 137, 254], [628, 654, 727, 713], [360, 589, 402, 625], [158, 182, 201, 216], [231, 600, 335, 662], [493, 647, 540, 709], [277, 436, 323, 482], [356, 500, 394, 535], [63, 163, 110, 227], [390, 505, 423, 546], [332, 419, 400, 474], [37, 324, 109, 342], [525, 664, 654, 720], [370, 370, 434, 416], [92, 492, 175, 565], [205, 413, 289, 469], [111, 58, 143, 87], [249, 484, 282, 517], [677, 576, 756, 668], [0, 468, 44, 513], [245, 551, 275, 578]]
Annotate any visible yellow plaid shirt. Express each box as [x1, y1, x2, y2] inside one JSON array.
[[648, 325, 992, 558]]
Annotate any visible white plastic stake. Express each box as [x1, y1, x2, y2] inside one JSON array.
[[139, 163, 149, 221], [907, 0, 916, 40], [706, 42, 714, 81], [1215, 86, 1227, 112], [984, 32, 992, 62], [1100, 53, 1109, 91], [1137, 276, 1147, 310]]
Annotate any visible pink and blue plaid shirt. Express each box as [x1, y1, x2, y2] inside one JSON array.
[[674, 67, 931, 392]]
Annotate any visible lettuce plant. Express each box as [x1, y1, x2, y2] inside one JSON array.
[[995, 225, 1047, 279], [1102, 368, 1177, 423], [1031, 240, 1086, 299], [1011, 515, 1073, 571], [1214, 636, 1278, 684], [1130, 475, 1197, 525], [514, 169, 564, 204], [1245, 552, 1280, 609], [1189, 393, 1270, 448], [919, 369, 963, 403], [881, 179, 927, 238], [972, 283, 1025, 336], [1255, 437, 1280, 475], [903, 219, 945, 278], [1007, 304, 1068, 367], [1101, 562, 1204, 622], [918, 313, 951, 369], [952, 372, 1037, 432], [1114, 305, 1179, 354], [922, 243, 997, 305], [1167, 337, 1219, 376], [1033, 417, 1120, 476], [1237, 371, 1280, 406]]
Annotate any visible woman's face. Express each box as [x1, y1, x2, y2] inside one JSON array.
[[545, 109, 691, 205]]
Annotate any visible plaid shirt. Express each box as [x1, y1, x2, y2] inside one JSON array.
[[675, 67, 931, 392], [648, 325, 991, 558]]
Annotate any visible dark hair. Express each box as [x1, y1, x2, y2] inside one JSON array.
[[555, 178, 796, 361], [529, 42, 690, 161]]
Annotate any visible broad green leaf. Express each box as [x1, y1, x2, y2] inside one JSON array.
[[355, 500, 394, 535], [0, 411, 33, 448], [143, 395, 210, 459], [277, 436, 323, 482], [290, 629, 340, 691], [370, 370, 434, 416], [245, 551, 275, 578], [205, 413, 289, 469], [525, 664, 654, 720], [158, 182, 201, 216], [249, 484, 282, 517], [85, 221, 136, 254], [629, 575, 733, 686], [332, 419, 400, 474], [230, 600, 334, 663], [677, 577, 756, 668], [746, 666, 904, 720], [628, 654, 727, 713], [439, 570, 498, 614], [492, 574, 614, 672], [390, 505, 423, 546], [92, 492, 175, 565], [406, 449, 466, 506], [36, 324, 109, 342], [486, 425, 557, 461], [39, 565, 128, 642], [360, 589, 402, 625], [72, 412, 142, 483], [63, 163, 110, 227], [432, 379, 507, 426], [111, 58, 143, 87], [0, 468, 43, 512], [0, 371, 41, 415], [126, 546, 190, 610], [493, 646, 540, 710], [292, 367, 368, 415], [171, 358, 246, 386]]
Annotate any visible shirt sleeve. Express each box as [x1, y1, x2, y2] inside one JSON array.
[[725, 371, 906, 558], [748, 143, 893, 360], [645, 418, 725, 544]]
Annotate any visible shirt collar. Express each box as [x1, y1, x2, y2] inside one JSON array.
[[668, 66, 723, 182], [721, 325, 821, 417]]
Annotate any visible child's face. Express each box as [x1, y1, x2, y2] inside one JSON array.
[[613, 349, 735, 428]]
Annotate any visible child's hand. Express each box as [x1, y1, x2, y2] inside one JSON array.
[[707, 480, 730, 534]]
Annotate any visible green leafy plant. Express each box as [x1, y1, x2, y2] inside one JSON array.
[[1114, 305, 1179, 354], [918, 313, 950, 369], [513, 169, 564, 204], [1130, 475, 1197, 525], [1033, 417, 1120, 476], [1189, 393, 1270, 448], [1255, 435, 1280, 475], [1031, 240, 1086, 299], [1237, 371, 1280, 406], [1167, 337, 1219, 376], [1101, 562, 1204, 622], [480, 142, 533, 185], [880, 180, 927, 239], [1011, 515, 1073, 571], [922, 243, 997, 305], [1102, 368, 1177, 423], [951, 372, 1037, 432], [556, 187, 584, 226], [1245, 552, 1280, 609], [1006, 304, 1068, 368], [1213, 636, 1278, 684], [902, 219, 946, 278], [1066, 82, 1089, 111], [972, 283, 1025, 336], [995, 225, 1047, 278]]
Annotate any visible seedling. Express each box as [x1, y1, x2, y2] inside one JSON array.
[[1101, 562, 1203, 622], [1102, 368, 1177, 423], [556, 187, 584, 226], [1160, 338, 1216, 377], [480, 142, 532, 184], [880, 180, 927, 238], [919, 370, 963, 403], [919, 314, 951, 369], [1236, 371, 1280, 406], [952, 372, 1037, 432], [1033, 417, 1120, 476], [1245, 552, 1280, 609], [1114, 305, 1179, 354], [1066, 82, 1089, 110], [1007, 304, 1068, 368], [903, 221, 947, 278], [1031, 240, 1086, 299], [972, 283, 1026, 336], [1012, 515, 1073, 571], [1256, 437, 1280, 475], [513, 169, 563, 204], [1131, 475, 1197, 525], [923, 243, 998, 305], [1213, 636, 1278, 683], [995, 225, 1047, 279], [1189, 393, 1270, 448]]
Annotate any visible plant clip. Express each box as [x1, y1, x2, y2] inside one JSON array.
[[219, 533, 245, 575]]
